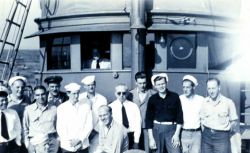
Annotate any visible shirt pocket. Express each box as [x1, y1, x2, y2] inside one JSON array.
[[218, 112, 229, 124]]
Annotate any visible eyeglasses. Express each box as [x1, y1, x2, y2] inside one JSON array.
[[117, 92, 126, 96]]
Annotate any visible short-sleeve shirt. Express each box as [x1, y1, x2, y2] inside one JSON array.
[[200, 94, 238, 131]]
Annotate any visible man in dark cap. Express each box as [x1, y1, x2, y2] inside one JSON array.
[[44, 76, 68, 107]]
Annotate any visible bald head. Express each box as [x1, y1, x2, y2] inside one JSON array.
[[98, 105, 112, 127]]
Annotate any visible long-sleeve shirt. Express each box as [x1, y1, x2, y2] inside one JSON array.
[[145, 90, 184, 129], [109, 100, 141, 143], [23, 103, 57, 146], [95, 120, 128, 153], [57, 100, 93, 152], [79, 92, 107, 130], [127, 88, 156, 128], [0, 109, 21, 146]]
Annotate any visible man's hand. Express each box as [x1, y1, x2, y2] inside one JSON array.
[[171, 134, 180, 148], [132, 143, 139, 149], [70, 139, 81, 148], [149, 137, 157, 150]]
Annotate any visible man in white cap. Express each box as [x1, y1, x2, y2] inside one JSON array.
[[0, 85, 21, 153], [8, 76, 31, 153], [79, 75, 107, 153], [179, 75, 204, 153], [57, 83, 93, 153], [23, 85, 59, 153], [145, 73, 183, 153]]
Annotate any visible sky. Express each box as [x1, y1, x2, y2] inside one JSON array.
[[0, 0, 41, 49]]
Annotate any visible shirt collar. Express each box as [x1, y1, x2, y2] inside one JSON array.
[[31, 102, 49, 111], [206, 93, 222, 105]]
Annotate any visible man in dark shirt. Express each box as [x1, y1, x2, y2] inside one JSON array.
[[145, 73, 183, 153]]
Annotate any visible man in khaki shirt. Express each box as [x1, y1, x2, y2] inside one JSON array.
[[200, 78, 238, 153]]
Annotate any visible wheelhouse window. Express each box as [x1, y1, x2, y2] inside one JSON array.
[[47, 36, 71, 70], [81, 33, 111, 69], [208, 33, 234, 70]]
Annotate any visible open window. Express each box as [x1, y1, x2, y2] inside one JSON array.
[[81, 33, 111, 70]]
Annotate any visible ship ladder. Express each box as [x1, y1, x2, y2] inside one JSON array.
[[0, 0, 32, 84]]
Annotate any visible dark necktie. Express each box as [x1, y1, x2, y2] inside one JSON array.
[[96, 59, 100, 68], [122, 104, 129, 128], [1, 112, 9, 140]]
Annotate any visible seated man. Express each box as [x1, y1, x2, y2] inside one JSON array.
[[95, 105, 128, 153], [85, 48, 111, 69]]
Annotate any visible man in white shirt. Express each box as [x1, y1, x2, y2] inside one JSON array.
[[57, 83, 93, 153], [7, 76, 31, 153], [0, 85, 21, 153], [200, 78, 238, 153], [79, 75, 107, 153], [179, 75, 204, 153], [109, 84, 141, 149], [85, 48, 111, 69], [23, 85, 58, 153]]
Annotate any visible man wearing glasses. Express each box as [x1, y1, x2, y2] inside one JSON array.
[[109, 84, 141, 149]]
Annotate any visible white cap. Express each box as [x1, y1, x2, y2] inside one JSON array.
[[151, 73, 168, 86], [0, 86, 9, 95], [81, 75, 95, 85], [8, 76, 27, 86], [183, 75, 198, 87], [64, 83, 81, 92]]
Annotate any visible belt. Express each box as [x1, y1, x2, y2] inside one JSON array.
[[204, 126, 229, 133], [0, 139, 15, 146], [182, 127, 201, 132], [153, 120, 176, 125]]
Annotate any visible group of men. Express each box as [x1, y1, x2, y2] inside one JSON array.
[[0, 71, 239, 153]]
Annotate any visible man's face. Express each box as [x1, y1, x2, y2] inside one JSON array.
[[84, 82, 96, 94], [183, 80, 194, 97], [115, 86, 127, 103], [136, 78, 147, 92], [11, 80, 25, 98], [0, 96, 8, 110], [154, 78, 167, 93], [48, 83, 60, 96], [34, 89, 47, 105], [68, 90, 80, 103], [98, 108, 112, 126], [207, 80, 220, 100]]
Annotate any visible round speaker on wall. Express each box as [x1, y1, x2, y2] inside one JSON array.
[[170, 37, 194, 60]]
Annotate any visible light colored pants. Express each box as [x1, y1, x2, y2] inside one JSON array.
[[181, 130, 201, 153], [28, 138, 59, 153]]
